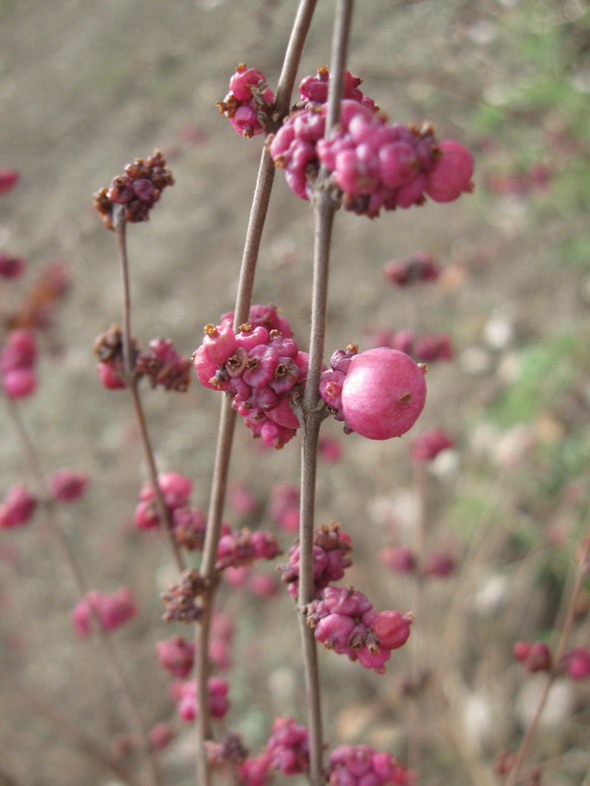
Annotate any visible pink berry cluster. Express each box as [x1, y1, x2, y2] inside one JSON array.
[[328, 745, 414, 786], [156, 634, 195, 678], [380, 546, 455, 579], [0, 168, 19, 195], [1, 328, 38, 399], [48, 468, 89, 502], [368, 329, 454, 363], [93, 150, 174, 230], [94, 325, 190, 392], [177, 677, 230, 722], [192, 305, 307, 449], [306, 586, 412, 674], [0, 252, 26, 280], [278, 521, 352, 599], [71, 588, 137, 637], [409, 428, 454, 462], [134, 471, 207, 548], [217, 64, 275, 138], [384, 252, 439, 287], [0, 485, 37, 528], [238, 717, 310, 786], [269, 67, 473, 217], [514, 642, 590, 681], [216, 528, 281, 571], [561, 647, 590, 680], [321, 346, 427, 440]]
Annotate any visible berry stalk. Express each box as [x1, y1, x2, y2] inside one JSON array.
[[113, 207, 186, 573], [193, 2, 319, 784], [4, 395, 161, 786], [296, 2, 354, 784]]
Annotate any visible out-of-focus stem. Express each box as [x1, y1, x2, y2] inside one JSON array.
[[113, 207, 185, 573], [194, 2, 319, 785], [505, 516, 590, 786], [5, 396, 161, 786], [296, 3, 354, 784], [0, 662, 138, 786]]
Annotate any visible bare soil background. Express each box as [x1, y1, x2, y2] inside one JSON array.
[[1, 0, 590, 784]]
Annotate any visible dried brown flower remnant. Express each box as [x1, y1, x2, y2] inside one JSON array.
[[93, 150, 174, 230]]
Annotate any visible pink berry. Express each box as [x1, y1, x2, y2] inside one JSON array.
[[2, 368, 37, 398], [341, 348, 426, 440], [97, 361, 126, 390], [370, 610, 412, 650], [48, 468, 89, 502], [426, 140, 474, 203], [0, 169, 19, 194]]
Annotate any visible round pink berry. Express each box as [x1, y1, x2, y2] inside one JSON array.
[[371, 610, 412, 650], [425, 140, 474, 203], [341, 348, 426, 440], [3, 368, 37, 398]]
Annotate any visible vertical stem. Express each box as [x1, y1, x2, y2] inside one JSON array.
[[505, 515, 590, 786], [297, 3, 354, 785], [194, 2, 319, 784], [5, 396, 160, 786], [113, 207, 185, 573]]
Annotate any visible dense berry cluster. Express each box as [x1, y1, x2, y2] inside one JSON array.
[[177, 677, 230, 722], [94, 325, 190, 392], [237, 716, 310, 786], [367, 329, 454, 363], [93, 151, 174, 230], [278, 521, 352, 599], [1, 328, 38, 399], [216, 528, 281, 570], [161, 569, 208, 624], [328, 745, 414, 786], [71, 588, 137, 637], [156, 635, 195, 678], [0, 484, 37, 528], [48, 468, 89, 502], [306, 586, 412, 674], [192, 305, 306, 449], [384, 252, 439, 287], [217, 64, 276, 138], [0, 251, 26, 280], [269, 67, 473, 217]]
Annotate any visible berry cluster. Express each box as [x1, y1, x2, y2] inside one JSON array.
[[156, 635, 195, 678], [328, 745, 413, 786], [0, 485, 37, 528], [269, 67, 473, 217], [367, 329, 454, 364], [192, 305, 307, 449], [216, 528, 281, 570], [217, 64, 275, 138], [384, 252, 439, 287], [135, 471, 193, 530], [94, 325, 191, 392], [306, 586, 412, 674], [71, 588, 137, 637], [561, 647, 590, 680], [513, 641, 552, 673], [93, 150, 174, 230], [237, 716, 310, 786], [1, 328, 38, 399], [278, 521, 352, 599], [0, 251, 26, 280], [161, 569, 208, 624], [380, 546, 455, 579], [48, 468, 89, 502], [177, 677, 230, 722]]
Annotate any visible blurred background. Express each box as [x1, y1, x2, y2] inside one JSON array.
[[1, 0, 590, 783]]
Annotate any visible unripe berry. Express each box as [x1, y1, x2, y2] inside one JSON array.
[[341, 348, 426, 439]]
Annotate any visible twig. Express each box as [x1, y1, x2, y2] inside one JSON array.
[[0, 662, 138, 786], [5, 395, 161, 786], [505, 512, 590, 786], [296, 3, 354, 784], [113, 207, 186, 573], [193, 2, 319, 784]]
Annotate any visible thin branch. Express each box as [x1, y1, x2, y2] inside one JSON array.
[[113, 207, 185, 573], [296, 3, 354, 785], [0, 663, 138, 786], [5, 396, 161, 786], [193, 2, 319, 784], [505, 513, 590, 786]]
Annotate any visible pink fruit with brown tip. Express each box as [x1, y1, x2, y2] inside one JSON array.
[[341, 348, 426, 439]]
